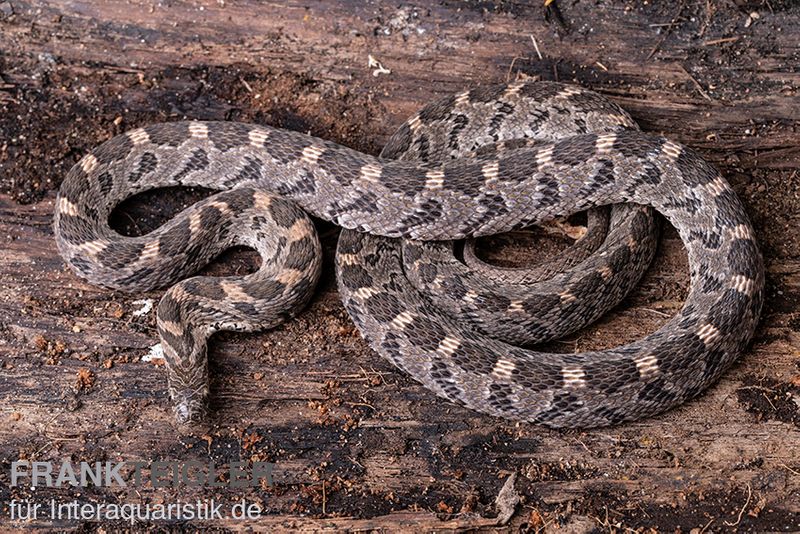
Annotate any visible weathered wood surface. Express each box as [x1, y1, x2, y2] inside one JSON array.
[[1, 0, 799, 531]]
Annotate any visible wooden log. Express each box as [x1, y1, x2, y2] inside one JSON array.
[[1, 0, 799, 531]]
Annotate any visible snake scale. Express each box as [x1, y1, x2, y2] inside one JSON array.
[[54, 81, 764, 428]]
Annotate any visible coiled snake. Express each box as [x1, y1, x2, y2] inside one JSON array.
[[53, 81, 764, 428]]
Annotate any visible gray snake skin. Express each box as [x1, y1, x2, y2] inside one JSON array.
[[53, 81, 764, 427]]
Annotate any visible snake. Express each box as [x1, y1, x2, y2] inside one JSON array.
[[53, 81, 764, 428]]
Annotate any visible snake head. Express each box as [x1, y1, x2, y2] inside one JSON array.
[[172, 392, 210, 427]]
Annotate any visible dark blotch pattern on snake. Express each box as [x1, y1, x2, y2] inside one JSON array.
[[53, 81, 764, 428]]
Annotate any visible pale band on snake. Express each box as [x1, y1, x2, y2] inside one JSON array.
[[53, 81, 764, 428]]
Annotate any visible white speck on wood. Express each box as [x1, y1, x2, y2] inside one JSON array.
[[132, 298, 154, 317], [142, 343, 164, 363]]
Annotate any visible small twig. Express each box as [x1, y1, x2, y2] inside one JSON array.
[[529, 35, 543, 60], [595, 61, 608, 72], [679, 64, 713, 101], [322, 479, 327, 515], [573, 438, 591, 453], [117, 208, 143, 235], [723, 483, 752, 527], [699, 517, 715, 533], [41, 434, 80, 442], [348, 456, 365, 469], [647, 1, 686, 60], [737, 386, 778, 411], [528, 507, 553, 533], [506, 56, 524, 82], [737, 385, 774, 392], [33, 440, 54, 457], [345, 401, 375, 410], [306, 372, 362, 377], [779, 463, 800, 476], [702, 36, 739, 46], [642, 307, 671, 318], [762, 392, 777, 411], [592, 506, 612, 529]]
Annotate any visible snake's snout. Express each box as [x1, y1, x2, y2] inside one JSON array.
[[172, 395, 209, 427]]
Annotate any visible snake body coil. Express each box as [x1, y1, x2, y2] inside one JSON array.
[[54, 81, 764, 427]]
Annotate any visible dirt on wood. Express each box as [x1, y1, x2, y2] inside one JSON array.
[[0, 0, 799, 532]]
